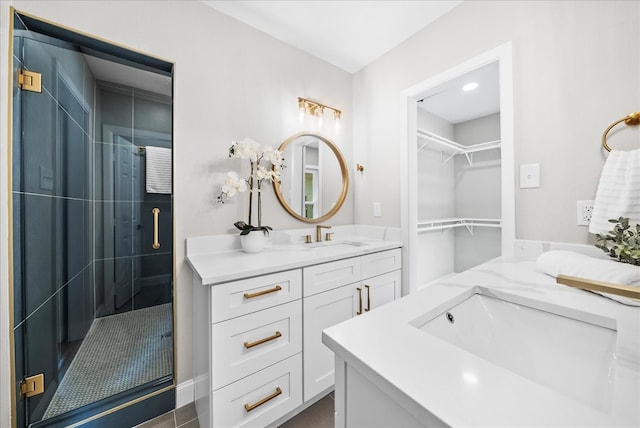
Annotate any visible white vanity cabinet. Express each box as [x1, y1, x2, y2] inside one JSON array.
[[193, 269, 304, 428], [302, 249, 402, 401], [188, 231, 403, 428]]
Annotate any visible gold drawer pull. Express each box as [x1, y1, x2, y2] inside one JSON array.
[[244, 285, 282, 299], [365, 284, 371, 312], [356, 287, 363, 315], [244, 387, 282, 412], [244, 331, 282, 349]]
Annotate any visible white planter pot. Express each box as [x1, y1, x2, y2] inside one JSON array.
[[240, 231, 269, 253]]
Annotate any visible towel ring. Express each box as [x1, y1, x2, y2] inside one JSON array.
[[601, 111, 640, 152]]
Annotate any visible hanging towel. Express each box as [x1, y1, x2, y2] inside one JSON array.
[[145, 146, 172, 194], [589, 149, 640, 235], [536, 250, 640, 306]]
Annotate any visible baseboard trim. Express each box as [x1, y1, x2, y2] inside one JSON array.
[[176, 379, 194, 409]]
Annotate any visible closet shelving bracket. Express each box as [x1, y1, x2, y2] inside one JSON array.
[[417, 129, 500, 167], [418, 218, 502, 235]]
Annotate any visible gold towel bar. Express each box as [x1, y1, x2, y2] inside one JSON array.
[[601, 111, 640, 152], [557, 274, 640, 299]]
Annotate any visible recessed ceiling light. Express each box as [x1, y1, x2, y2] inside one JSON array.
[[462, 82, 479, 92]]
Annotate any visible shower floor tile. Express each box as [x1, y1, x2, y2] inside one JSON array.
[[43, 303, 173, 419]]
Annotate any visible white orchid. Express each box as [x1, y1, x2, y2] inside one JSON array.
[[229, 138, 260, 162], [256, 165, 280, 182], [220, 171, 248, 198], [262, 146, 283, 166], [218, 138, 286, 233]]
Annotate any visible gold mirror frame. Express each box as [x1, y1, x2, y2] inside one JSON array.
[[274, 132, 349, 223]]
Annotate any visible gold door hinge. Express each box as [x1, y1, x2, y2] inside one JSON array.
[[17, 69, 42, 93], [20, 373, 44, 399]]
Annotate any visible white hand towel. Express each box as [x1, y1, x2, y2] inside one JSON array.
[[589, 149, 640, 235], [536, 250, 640, 306], [145, 146, 172, 194]]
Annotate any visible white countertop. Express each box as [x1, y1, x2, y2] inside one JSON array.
[[322, 257, 640, 427], [186, 225, 402, 285]]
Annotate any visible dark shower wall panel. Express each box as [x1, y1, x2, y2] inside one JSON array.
[[18, 194, 56, 320], [140, 199, 172, 276], [97, 84, 133, 135], [133, 93, 172, 135], [66, 266, 94, 342], [17, 88, 56, 197]]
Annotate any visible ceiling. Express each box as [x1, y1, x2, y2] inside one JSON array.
[[203, 1, 463, 74], [203, 1, 498, 124], [418, 61, 500, 124]]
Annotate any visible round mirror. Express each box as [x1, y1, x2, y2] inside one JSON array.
[[274, 132, 349, 223]]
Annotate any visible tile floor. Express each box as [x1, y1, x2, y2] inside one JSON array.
[[278, 393, 335, 428], [137, 393, 334, 428], [136, 402, 199, 428]]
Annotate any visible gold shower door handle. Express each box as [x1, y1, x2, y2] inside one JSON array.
[[152, 208, 160, 250], [356, 287, 363, 315]]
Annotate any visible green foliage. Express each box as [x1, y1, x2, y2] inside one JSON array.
[[233, 221, 272, 236], [594, 217, 640, 266]]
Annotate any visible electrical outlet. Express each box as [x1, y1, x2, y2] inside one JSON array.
[[373, 202, 381, 217], [576, 200, 594, 226]]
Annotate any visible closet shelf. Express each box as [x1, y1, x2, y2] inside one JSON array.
[[418, 218, 502, 235], [417, 129, 501, 166]]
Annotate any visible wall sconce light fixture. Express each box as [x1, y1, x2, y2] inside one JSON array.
[[298, 97, 341, 130]]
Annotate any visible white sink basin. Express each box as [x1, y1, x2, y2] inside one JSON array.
[[307, 240, 366, 248], [411, 288, 618, 413]]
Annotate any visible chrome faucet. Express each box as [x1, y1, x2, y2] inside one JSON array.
[[315, 224, 332, 242]]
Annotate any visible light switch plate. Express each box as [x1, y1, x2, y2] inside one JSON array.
[[520, 163, 540, 188]]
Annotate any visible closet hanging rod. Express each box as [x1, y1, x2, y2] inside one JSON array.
[[601, 111, 640, 152]]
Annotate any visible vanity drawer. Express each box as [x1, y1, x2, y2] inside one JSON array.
[[212, 300, 302, 389], [211, 269, 302, 323], [303, 257, 361, 297], [212, 353, 302, 428], [361, 249, 401, 279]]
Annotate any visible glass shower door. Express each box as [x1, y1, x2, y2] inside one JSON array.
[[11, 11, 174, 427]]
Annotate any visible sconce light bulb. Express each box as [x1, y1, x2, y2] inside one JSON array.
[[317, 115, 323, 128]]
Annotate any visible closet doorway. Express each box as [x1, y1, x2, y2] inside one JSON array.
[[401, 43, 515, 294]]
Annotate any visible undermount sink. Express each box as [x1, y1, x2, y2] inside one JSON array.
[[411, 287, 618, 413], [307, 240, 367, 248]]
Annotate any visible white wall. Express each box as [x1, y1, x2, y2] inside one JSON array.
[[453, 114, 502, 272], [353, 1, 639, 244], [416, 109, 455, 284], [0, 1, 353, 424], [454, 113, 501, 219]]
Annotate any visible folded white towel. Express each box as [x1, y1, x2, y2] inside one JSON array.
[[145, 146, 172, 194], [589, 149, 640, 235], [536, 250, 640, 306]]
